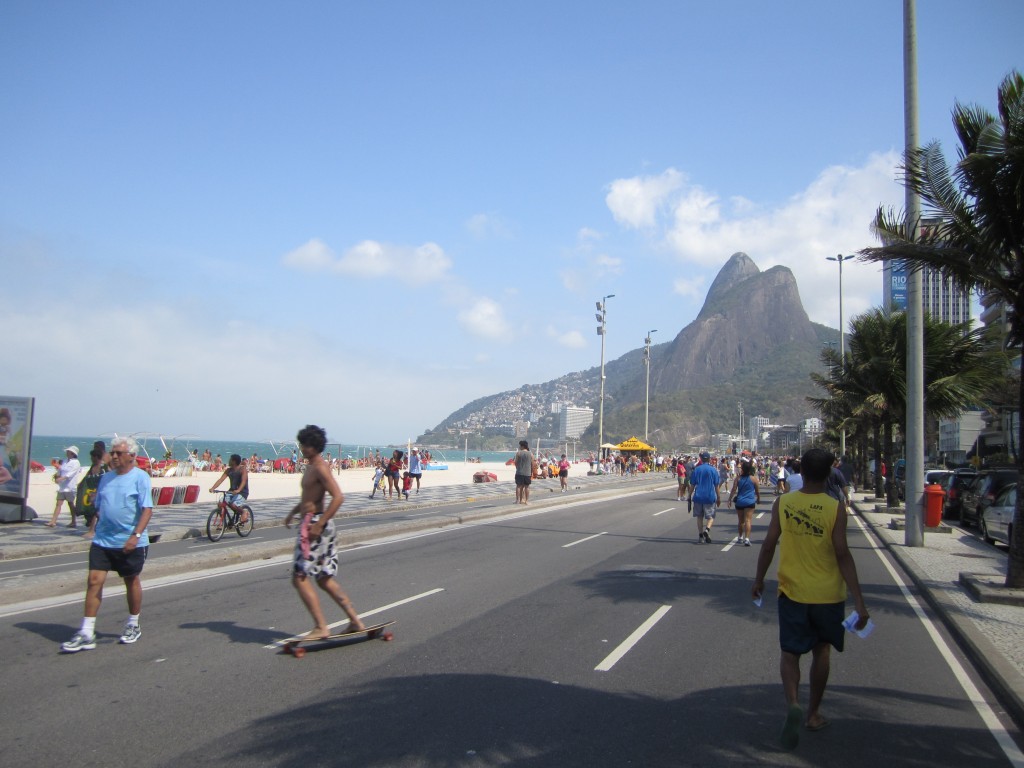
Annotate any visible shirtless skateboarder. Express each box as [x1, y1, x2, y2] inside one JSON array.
[[284, 424, 365, 639]]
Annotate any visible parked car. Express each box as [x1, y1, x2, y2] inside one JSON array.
[[960, 467, 1020, 527], [925, 469, 954, 487], [981, 483, 1017, 546], [942, 468, 979, 521], [899, 468, 955, 501]]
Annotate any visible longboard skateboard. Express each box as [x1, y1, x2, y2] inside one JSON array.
[[281, 621, 395, 658]]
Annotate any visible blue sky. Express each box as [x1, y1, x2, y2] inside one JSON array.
[[2, 1, 1021, 444]]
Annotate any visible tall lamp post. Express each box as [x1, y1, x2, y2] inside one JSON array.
[[826, 254, 854, 459], [596, 295, 614, 463], [643, 329, 657, 442]]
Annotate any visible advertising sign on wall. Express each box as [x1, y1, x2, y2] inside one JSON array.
[[0, 396, 35, 502]]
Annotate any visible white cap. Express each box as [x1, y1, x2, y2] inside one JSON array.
[[64, 445, 80, 457]]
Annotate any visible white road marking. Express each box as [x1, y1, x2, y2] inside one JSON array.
[[264, 587, 445, 648], [720, 537, 742, 552], [187, 536, 265, 549], [854, 515, 1024, 766], [756, 511, 766, 519], [595, 605, 672, 671], [563, 532, 609, 549], [652, 508, 675, 517]]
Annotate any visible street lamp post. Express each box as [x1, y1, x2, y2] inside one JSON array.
[[644, 329, 657, 442], [826, 254, 854, 459], [596, 295, 615, 463]]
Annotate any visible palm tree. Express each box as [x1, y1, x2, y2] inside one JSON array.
[[860, 71, 1024, 586], [811, 309, 1005, 506]]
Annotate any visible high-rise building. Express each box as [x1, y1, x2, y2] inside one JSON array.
[[559, 406, 594, 440], [882, 218, 971, 326]]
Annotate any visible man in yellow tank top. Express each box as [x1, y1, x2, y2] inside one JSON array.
[[752, 448, 869, 750]]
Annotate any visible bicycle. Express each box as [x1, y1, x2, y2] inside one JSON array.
[[206, 491, 254, 542]]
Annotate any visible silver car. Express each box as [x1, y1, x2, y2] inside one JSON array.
[[981, 483, 1017, 546]]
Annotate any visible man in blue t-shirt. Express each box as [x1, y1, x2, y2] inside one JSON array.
[[688, 451, 721, 543], [62, 436, 153, 653]]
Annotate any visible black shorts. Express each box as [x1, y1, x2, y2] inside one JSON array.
[[777, 593, 845, 654], [558, 470, 568, 478], [515, 474, 532, 487], [89, 544, 148, 578]]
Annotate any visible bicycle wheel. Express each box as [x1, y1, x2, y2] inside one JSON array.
[[236, 505, 254, 537], [206, 508, 227, 542]]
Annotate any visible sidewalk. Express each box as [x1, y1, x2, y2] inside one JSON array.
[[852, 491, 1024, 728]]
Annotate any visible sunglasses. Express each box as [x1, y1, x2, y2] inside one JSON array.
[[111, 450, 130, 456]]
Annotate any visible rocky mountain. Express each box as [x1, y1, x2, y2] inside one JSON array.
[[418, 253, 840, 450]]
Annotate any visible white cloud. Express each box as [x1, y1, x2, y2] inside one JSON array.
[[281, 238, 336, 271], [282, 238, 452, 282], [605, 168, 684, 229], [546, 325, 587, 349], [595, 254, 622, 275], [458, 297, 511, 341], [672, 277, 706, 303], [606, 152, 903, 327], [577, 227, 603, 242], [466, 212, 512, 240]]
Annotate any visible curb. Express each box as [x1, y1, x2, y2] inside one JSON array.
[[852, 499, 1024, 730]]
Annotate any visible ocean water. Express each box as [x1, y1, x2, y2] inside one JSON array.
[[30, 435, 516, 466]]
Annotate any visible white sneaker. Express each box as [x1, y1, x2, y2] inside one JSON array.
[[119, 623, 142, 644], [61, 632, 96, 653]]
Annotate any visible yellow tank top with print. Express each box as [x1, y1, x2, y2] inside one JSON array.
[[777, 491, 846, 604]]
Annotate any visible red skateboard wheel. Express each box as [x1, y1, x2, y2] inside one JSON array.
[[293, 647, 306, 659]]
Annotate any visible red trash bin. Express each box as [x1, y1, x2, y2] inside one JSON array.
[[924, 483, 945, 527]]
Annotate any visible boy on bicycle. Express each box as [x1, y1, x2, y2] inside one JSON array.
[[209, 454, 250, 523]]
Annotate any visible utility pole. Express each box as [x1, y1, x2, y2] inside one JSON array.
[[827, 253, 854, 460], [644, 329, 657, 442], [738, 402, 744, 451], [596, 295, 614, 464], [904, 0, 925, 546]]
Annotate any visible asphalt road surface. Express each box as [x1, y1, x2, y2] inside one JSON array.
[[3, 486, 1022, 767]]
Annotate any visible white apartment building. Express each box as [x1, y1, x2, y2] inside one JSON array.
[[559, 406, 594, 440]]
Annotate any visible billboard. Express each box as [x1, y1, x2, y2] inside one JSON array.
[[889, 262, 908, 311], [0, 396, 35, 502]]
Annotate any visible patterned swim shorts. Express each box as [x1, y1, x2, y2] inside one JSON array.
[[294, 515, 339, 579]]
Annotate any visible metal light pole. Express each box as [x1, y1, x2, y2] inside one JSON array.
[[596, 295, 614, 463], [826, 254, 854, 459], [904, 0, 925, 546], [644, 329, 657, 441]]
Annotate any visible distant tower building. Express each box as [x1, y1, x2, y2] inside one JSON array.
[[559, 406, 594, 440], [882, 218, 971, 326]]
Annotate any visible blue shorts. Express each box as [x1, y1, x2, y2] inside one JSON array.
[[692, 502, 717, 519], [226, 492, 247, 507], [777, 593, 845, 654]]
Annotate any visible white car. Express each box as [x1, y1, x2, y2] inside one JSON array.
[[981, 483, 1017, 546]]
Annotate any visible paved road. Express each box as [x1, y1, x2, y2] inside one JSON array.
[[2, 485, 1021, 767]]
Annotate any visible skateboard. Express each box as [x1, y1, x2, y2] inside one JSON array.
[[281, 621, 395, 658]]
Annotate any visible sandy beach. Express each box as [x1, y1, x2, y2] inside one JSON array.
[[23, 459, 588, 521]]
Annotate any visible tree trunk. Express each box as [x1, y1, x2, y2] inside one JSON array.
[[1004, 370, 1024, 587], [873, 424, 884, 498], [858, 430, 869, 489], [884, 419, 898, 508]]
